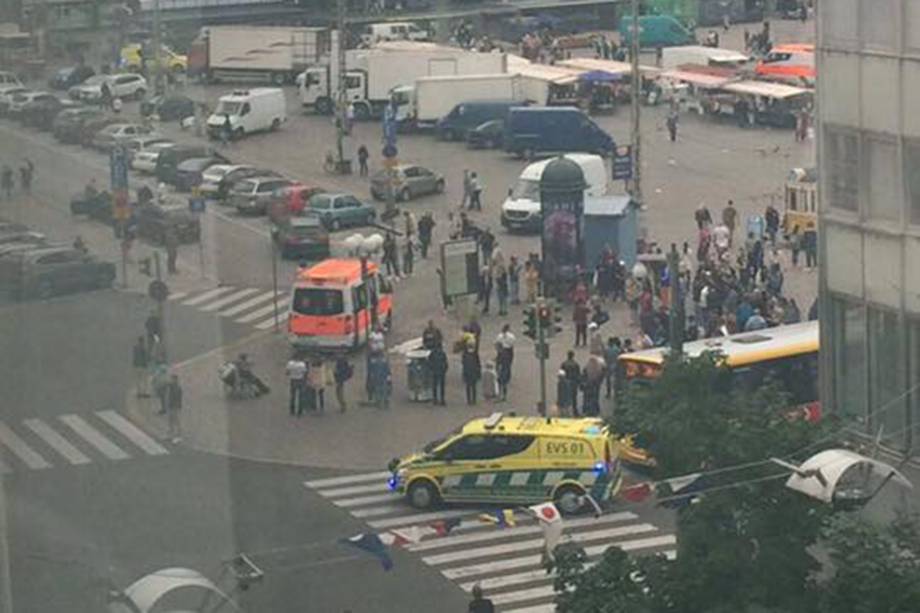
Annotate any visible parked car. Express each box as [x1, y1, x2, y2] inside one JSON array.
[[370, 164, 444, 202], [0, 71, 22, 88], [0, 247, 116, 300], [174, 157, 223, 192], [0, 86, 29, 116], [467, 119, 505, 149], [215, 167, 278, 202], [49, 65, 95, 90], [131, 141, 175, 173], [306, 193, 377, 230], [140, 94, 195, 121], [199, 164, 250, 197], [271, 215, 330, 260], [69, 73, 147, 103], [122, 136, 172, 157], [22, 97, 82, 130], [79, 115, 123, 147], [155, 145, 226, 186], [266, 183, 325, 224], [52, 107, 105, 143], [0, 230, 47, 249], [231, 176, 295, 215], [135, 203, 201, 244], [7, 91, 54, 119], [70, 190, 115, 224], [91, 123, 158, 151]]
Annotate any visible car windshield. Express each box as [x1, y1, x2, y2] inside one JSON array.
[[310, 196, 331, 210], [233, 180, 257, 194], [215, 100, 242, 115], [291, 288, 344, 316], [510, 178, 540, 200], [82, 75, 108, 86], [422, 427, 462, 453]]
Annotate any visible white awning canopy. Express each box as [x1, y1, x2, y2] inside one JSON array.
[[784, 449, 913, 503]]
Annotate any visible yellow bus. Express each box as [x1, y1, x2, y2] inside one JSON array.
[[619, 320, 820, 419], [783, 167, 817, 236]]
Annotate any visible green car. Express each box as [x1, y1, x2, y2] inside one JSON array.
[[306, 193, 377, 231]]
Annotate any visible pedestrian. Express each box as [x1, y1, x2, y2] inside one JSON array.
[[309, 358, 329, 413], [1, 165, 13, 200], [403, 239, 415, 276], [429, 343, 448, 406], [164, 374, 183, 443], [132, 336, 150, 397], [556, 369, 573, 416], [469, 172, 482, 211], [582, 354, 606, 417], [221, 114, 232, 146], [573, 299, 589, 347], [561, 351, 581, 416], [418, 212, 435, 258], [468, 584, 495, 613], [112, 96, 123, 114], [495, 324, 515, 400], [403, 210, 416, 240], [495, 264, 509, 316], [744, 308, 768, 331], [333, 355, 352, 412], [19, 159, 33, 194], [524, 260, 539, 303], [461, 169, 472, 209], [357, 144, 369, 176], [804, 222, 818, 269], [722, 200, 737, 246], [165, 229, 179, 274], [508, 255, 521, 305], [144, 312, 161, 356], [666, 107, 679, 142], [789, 226, 802, 267], [382, 232, 401, 277], [286, 354, 308, 416], [693, 202, 712, 229], [588, 321, 604, 356], [461, 341, 481, 405], [478, 263, 493, 314], [368, 353, 392, 410], [765, 205, 780, 245], [604, 337, 621, 399], [479, 227, 495, 263]]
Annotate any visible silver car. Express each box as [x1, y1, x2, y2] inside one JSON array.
[[91, 123, 158, 151], [370, 164, 445, 202], [230, 176, 294, 216]]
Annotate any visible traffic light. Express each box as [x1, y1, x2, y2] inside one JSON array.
[[523, 306, 537, 340], [538, 303, 563, 337]]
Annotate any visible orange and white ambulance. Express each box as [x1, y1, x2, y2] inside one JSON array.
[[288, 258, 393, 349]]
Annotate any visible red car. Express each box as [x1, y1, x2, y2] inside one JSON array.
[[267, 183, 325, 224]]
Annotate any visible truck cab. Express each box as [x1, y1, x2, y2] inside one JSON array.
[[299, 67, 367, 116], [207, 88, 286, 139], [361, 22, 430, 46]]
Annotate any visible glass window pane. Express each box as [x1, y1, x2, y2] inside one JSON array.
[[860, 0, 898, 50], [906, 140, 920, 225], [824, 126, 859, 212], [832, 297, 867, 420], [866, 137, 901, 222], [909, 318, 920, 450], [868, 308, 907, 449]]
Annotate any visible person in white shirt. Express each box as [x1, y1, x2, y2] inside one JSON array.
[[285, 356, 307, 416], [495, 324, 515, 401]]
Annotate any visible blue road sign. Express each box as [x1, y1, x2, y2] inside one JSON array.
[[612, 145, 633, 181], [109, 147, 129, 190], [189, 197, 206, 214]]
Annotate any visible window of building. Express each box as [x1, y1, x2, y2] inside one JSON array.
[[906, 0, 920, 53], [824, 126, 860, 212], [831, 297, 867, 421], [822, 0, 859, 44], [868, 307, 908, 449], [865, 136, 901, 223], [908, 318, 920, 450], [906, 140, 920, 225], [860, 0, 898, 50]]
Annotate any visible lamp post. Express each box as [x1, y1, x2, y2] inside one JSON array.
[[343, 233, 384, 346]]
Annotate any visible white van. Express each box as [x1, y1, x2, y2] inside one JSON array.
[[660, 45, 750, 71], [361, 22, 429, 46], [500, 153, 607, 233], [206, 88, 286, 140]]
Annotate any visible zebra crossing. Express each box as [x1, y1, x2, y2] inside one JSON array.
[[166, 286, 289, 331], [305, 471, 676, 612], [0, 410, 169, 474]]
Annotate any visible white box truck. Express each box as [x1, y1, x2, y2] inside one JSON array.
[[188, 26, 330, 85], [398, 73, 527, 128], [299, 45, 507, 119], [660, 45, 750, 70], [206, 88, 287, 140]]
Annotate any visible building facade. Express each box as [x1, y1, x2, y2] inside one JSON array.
[[817, 0, 920, 451]]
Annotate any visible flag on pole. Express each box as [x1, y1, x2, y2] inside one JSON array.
[[340, 533, 393, 571], [528, 502, 563, 560], [620, 482, 654, 503], [478, 509, 516, 528], [429, 517, 462, 537]]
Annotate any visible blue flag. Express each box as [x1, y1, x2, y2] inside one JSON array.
[[341, 533, 393, 571]]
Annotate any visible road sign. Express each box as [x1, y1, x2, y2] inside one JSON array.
[[612, 145, 633, 181], [440, 238, 479, 298], [109, 147, 129, 190], [382, 144, 398, 159], [189, 196, 206, 214], [148, 280, 169, 303]]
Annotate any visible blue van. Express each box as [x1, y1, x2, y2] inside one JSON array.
[[619, 15, 695, 48], [503, 107, 614, 158], [436, 100, 522, 141]]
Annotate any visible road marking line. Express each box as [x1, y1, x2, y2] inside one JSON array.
[[95, 410, 169, 456], [460, 567, 553, 593], [167, 291, 189, 302], [218, 290, 281, 317], [315, 481, 388, 498], [182, 286, 238, 306], [424, 524, 658, 566], [368, 508, 474, 530], [502, 603, 557, 613], [351, 504, 407, 518], [59, 415, 129, 461], [304, 470, 391, 488], [333, 492, 401, 508], [254, 311, 290, 330], [199, 287, 261, 312], [23, 419, 90, 465], [407, 512, 638, 552], [490, 583, 556, 606], [440, 534, 677, 580], [235, 299, 288, 324], [0, 422, 51, 469]]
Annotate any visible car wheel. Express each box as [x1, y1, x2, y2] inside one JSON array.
[[407, 479, 439, 510], [234, 127, 244, 140], [553, 483, 586, 516], [365, 212, 375, 225], [97, 272, 114, 289], [270, 118, 281, 131], [354, 104, 370, 121], [398, 188, 411, 202], [135, 87, 146, 100], [35, 279, 56, 300], [315, 97, 332, 115], [330, 218, 341, 231], [434, 179, 445, 194]]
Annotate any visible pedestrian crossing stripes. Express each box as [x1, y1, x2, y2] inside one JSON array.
[[0, 411, 170, 474], [305, 472, 676, 611], [168, 286, 288, 331]]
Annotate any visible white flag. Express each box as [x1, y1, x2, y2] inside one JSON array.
[[529, 502, 564, 559], [663, 472, 702, 493]]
